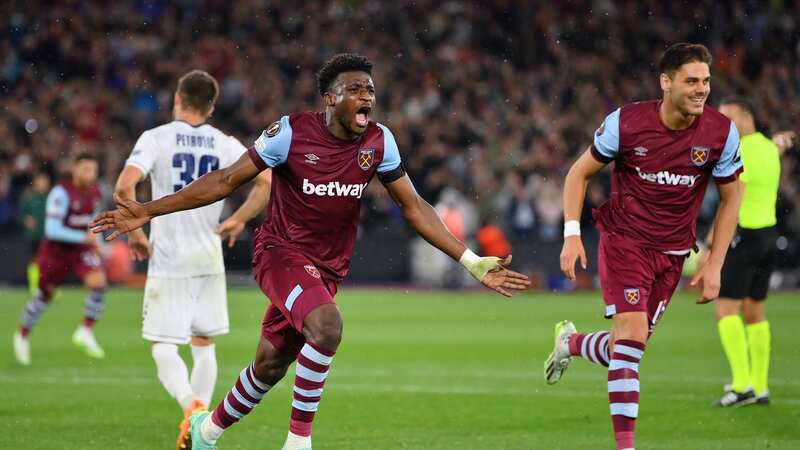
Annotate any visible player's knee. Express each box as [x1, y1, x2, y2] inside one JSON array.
[[304, 306, 343, 351], [85, 271, 106, 290], [742, 300, 766, 324], [191, 336, 214, 346], [252, 358, 290, 385], [611, 312, 648, 344], [715, 298, 741, 321]]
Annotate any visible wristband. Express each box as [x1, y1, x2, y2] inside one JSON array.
[[459, 248, 499, 282], [459, 248, 481, 267], [564, 220, 581, 238]]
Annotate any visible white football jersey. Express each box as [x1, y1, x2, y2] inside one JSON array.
[[126, 121, 247, 278]]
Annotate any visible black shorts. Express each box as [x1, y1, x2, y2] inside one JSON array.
[[720, 226, 777, 301]]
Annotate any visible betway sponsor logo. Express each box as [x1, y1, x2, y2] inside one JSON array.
[[302, 178, 369, 198], [68, 214, 94, 227], [635, 167, 699, 187]]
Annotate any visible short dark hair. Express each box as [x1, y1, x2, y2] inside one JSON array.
[[75, 153, 97, 163], [316, 53, 373, 97], [177, 70, 219, 115], [658, 43, 712, 76], [720, 95, 756, 116]]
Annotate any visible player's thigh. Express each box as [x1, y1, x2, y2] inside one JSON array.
[[254, 248, 336, 333], [645, 256, 683, 334], [749, 237, 777, 301], [37, 249, 70, 293], [597, 233, 654, 318], [190, 274, 229, 338], [142, 277, 192, 345], [719, 234, 757, 300]]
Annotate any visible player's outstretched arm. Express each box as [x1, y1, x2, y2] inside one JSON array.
[[560, 148, 606, 280], [217, 169, 272, 247], [382, 174, 530, 297], [92, 153, 262, 241], [691, 179, 743, 304]]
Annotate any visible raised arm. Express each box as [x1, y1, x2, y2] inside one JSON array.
[[92, 152, 261, 240], [383, 174, 530, 297], [217, 169, 272, 247]]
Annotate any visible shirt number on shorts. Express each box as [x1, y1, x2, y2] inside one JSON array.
[[172, 153, 220, 192]]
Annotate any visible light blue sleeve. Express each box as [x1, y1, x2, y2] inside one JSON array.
[[252, 115, 292, 168], [376, 123, 402, 173], [713, 121, 743, 179], [44, 187, 86, 244], [593, 108, 621, 160]]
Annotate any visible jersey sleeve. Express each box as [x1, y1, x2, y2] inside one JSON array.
[[376, 123, 405, 183], [125, 131, 158, 176], [713, 121, 743, 184], [591, 108, 621, 163], [247, 115, 292, 171], [44, 186, 86, 243]]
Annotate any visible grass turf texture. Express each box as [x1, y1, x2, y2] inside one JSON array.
[[1, 287, 798, 449]]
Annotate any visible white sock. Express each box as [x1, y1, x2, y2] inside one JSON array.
[[200, 413, 224, 443], [151, 343, 195, 410], [190, 343, 217, 406], [284, 431, 312, 449]]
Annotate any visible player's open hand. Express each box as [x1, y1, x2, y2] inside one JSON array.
[[90, 194, 151, 241], [560, 236, 587, 281], [690, 261, 722, 304], [216, 218, 246, 248], [479, 255, 532, 297]]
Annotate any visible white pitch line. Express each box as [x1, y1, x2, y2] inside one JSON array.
[[1, 373, 798, 406]]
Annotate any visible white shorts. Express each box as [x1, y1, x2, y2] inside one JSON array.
[[142, 274, 229, 345]]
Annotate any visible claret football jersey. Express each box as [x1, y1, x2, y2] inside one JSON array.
[[591, 100, 743, 252], [248, 112, 402, 281]]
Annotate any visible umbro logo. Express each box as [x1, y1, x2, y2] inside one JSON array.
[[305, 154, 320, 165], [634, 146, 648, 157]]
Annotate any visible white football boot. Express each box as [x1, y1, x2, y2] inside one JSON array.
[[72, 326, 105, 359], [13, 331, 31, 365], [544, 320, 576, 384]]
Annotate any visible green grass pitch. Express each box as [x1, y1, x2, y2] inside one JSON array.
[[1, 286, 798, 449]]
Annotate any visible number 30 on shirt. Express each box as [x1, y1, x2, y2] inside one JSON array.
[[172, 152, 219, 192]]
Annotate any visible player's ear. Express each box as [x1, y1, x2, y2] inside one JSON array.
[[323, 92, 336, 107], [659, 73, 671, 93], [206, 105, 215, 118]]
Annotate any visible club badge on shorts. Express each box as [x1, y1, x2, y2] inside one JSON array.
[[357, 149, 375, 170], [624, 288, 641, 305], [691, 146, 709, 166], [304, 264, 321, 279]]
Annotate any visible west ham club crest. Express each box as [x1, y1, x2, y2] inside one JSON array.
[[357, 149, 375, 170], [624, 288, 641, 305], [304, 264, 321, 279], [691, 146, 709, 166]]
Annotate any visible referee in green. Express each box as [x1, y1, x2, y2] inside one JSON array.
[[708, 96, 782, 407]]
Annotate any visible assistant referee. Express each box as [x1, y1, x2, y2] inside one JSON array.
[[709, 96, 782, 407]]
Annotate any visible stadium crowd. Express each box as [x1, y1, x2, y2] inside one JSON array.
[[1, 0, 798, 282]]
